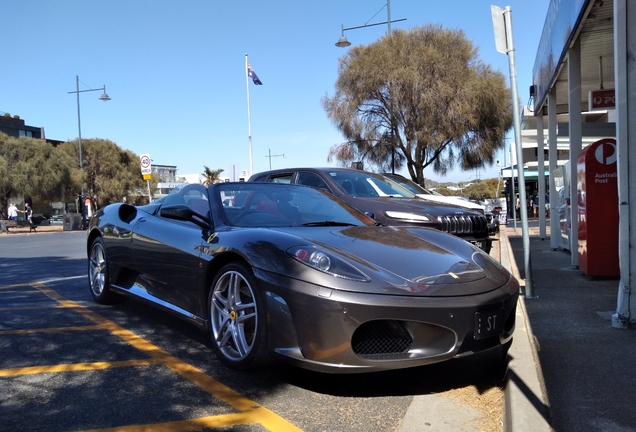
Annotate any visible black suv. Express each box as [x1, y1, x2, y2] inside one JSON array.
[[249, 167, 492, 253]]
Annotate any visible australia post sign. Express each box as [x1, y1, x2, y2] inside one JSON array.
[[588, 89, 615, 111], [140, 154, 152, 180]]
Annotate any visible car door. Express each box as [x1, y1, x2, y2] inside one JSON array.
[[131, 184, 209, 316]]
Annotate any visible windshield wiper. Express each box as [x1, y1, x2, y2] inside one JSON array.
[[301, 221, 357, 227]]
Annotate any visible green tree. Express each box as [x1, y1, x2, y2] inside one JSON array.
[[323, 25, 513, 185], [202, 166, 224, 186], [0, 133, 77, 212], [58, 138, 155, 208], [434, 187, 458, 197], [464, 178, 500, 200]]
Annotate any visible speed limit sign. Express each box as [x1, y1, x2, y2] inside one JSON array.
[[140, 154, 152, 176]]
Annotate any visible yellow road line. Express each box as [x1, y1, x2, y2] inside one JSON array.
[[0, 283, 45, 289], [0, 289, 42, 294], [0, 359, 162, 377], [0, 304, 75, 312], [83, 411, 263, 432], [17, 283, 303, 432], [0, 325, 104, 335]]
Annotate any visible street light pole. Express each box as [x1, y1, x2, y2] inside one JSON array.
[[335, 1, 405, 175], [68, 75, 111, 229], [335, 0, 406, 47]]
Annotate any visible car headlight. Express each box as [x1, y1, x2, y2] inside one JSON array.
[[287, 246, 370, 282], [384, 211, 431, 222]]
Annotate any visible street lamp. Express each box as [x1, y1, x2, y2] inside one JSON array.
[[335, 0, 406, 48], [67, 75, 111, 229], [335, 2, 405, 174]]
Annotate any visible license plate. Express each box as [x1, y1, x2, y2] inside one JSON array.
[[474, 309, 504, 339]]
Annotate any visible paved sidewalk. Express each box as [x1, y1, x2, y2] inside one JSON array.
[[0, 224, 65, 235], [500, 219, 636, 431]]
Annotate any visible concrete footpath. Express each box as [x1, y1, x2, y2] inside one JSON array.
[[498, 222, 551, 432], [500, 220, 636, 432], [0, 223, 65, 235]]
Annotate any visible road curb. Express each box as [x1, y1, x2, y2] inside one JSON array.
[[499, 229, 552, 432]]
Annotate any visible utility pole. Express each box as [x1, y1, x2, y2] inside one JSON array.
[[266, 149, 285, 170]]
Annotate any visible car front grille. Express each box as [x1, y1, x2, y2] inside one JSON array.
[[437, 214, 488, 236], [352, 320, 413, 360]]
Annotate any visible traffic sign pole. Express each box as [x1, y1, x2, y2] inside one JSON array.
[[140, 154, 152, 203]]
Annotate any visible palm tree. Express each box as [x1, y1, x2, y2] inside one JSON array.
[[202, 166, 224, 186]]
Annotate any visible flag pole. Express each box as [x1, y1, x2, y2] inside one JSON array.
[[245, 53, 253, 177]]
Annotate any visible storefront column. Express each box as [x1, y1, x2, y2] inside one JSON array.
[[548, 88, 559, 250], [613, 0, 636, 328], [537, 113, 547, 239], [567, 39, 582, 267]]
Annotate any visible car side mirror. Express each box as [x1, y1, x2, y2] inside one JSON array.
[[160, 204, 210, 230]]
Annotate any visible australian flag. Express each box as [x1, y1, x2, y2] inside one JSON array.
[[247, 64, 263, 85]]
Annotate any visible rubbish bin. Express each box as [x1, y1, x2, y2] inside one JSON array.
[[63, 214, 72, 231], [63, 213, 83, 231]]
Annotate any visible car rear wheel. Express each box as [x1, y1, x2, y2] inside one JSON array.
[[209, 262, 269, 369], [88, 237, 121, 305]]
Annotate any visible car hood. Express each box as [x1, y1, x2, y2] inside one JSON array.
[[270, 225, 512, 297], [415, 194, 485, 212], [342, 195, 478, 218]]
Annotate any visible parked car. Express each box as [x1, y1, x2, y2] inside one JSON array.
[[454, 197, 499, 235], [87, 182, 518, 373], [249, 167, 492, 253], [382, 173, 486, 214]]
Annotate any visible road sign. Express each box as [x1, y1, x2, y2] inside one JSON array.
[[140, 154, 152, 176]]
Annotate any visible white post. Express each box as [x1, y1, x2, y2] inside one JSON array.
[[537, 113, 546, 238], [501, 6, 533, 296], [613, 0, 635, 328], [245, 53, 253, 177], [548, 88, 559, 250], [567, 38, 582, 267]]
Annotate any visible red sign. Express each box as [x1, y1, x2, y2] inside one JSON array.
[[588, 89, 615, 110], [577, 138, 619, 277]]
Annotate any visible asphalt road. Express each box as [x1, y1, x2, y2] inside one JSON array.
[[0, 231, 505, 432]]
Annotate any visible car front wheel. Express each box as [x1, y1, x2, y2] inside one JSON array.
[[88, 237, 121, 304], [209, 262, 269, 370]]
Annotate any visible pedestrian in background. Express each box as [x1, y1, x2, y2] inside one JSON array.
[[18, 202, 37, 233], [532, 189, 539, 219], [8, 203, 18, 220]]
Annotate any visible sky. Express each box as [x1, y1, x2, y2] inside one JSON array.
[[1, 0, 550, 184]]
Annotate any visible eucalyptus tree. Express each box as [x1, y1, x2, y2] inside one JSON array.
[[464, 178, 501, 200], [323, 24, 513, 186], [0, 133, 76, 211], [58, 138, 155, 208]]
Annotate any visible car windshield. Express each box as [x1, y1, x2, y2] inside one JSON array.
[[384, 174, 434, 196], [328, 171, 415, 198], [212, 183, 376, 228]]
